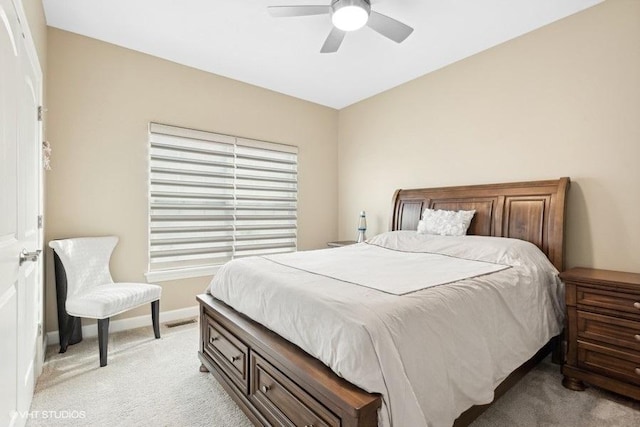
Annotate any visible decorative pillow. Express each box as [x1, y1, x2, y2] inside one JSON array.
[[417, 208, 476, 236]]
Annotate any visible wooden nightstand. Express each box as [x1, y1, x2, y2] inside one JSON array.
[[327, 240, 357, 248], [561, 267, 640, 400]]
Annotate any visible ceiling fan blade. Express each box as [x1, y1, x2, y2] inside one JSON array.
[[367, 11, 414, 43], [268, 5, 331, 17], [320, 27, 346, 53]]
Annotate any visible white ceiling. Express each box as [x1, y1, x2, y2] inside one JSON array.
[[42, 0, 602, 109]]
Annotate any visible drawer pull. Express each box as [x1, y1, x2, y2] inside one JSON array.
[[231, 355, 241, 362], [261, 385, 270, 393], [636, 368, 640, 376], [635, 334, 640, 342], [305, 425, 315, 427], [209, 336, 219, 343], [634, 302, 640, 310]]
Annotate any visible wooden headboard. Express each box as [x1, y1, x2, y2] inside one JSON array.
[[390, 178, 570, 271]]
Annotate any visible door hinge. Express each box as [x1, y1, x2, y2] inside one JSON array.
[[38, 323, 42, 337], [37, 215, 43, 229], [37, 106, 45, 121]]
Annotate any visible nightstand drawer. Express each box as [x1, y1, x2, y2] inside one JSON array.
[[577, 287, 640, 319], [578, 340, 640, 386], [577, 311, 640, 352]]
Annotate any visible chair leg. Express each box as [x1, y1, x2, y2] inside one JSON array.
[[59, 315, 76, 353], [151, 300, 160, 339], [98, 318, 110, 367]]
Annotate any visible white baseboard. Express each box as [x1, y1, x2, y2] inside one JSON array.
[[45, 305, 199, 346]]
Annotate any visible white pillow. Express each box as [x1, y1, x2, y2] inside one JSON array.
[[417, 208, 475, 236]]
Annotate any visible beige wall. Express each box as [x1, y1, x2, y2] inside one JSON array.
[[45, 28, 339, 332], [338, 0, 640, 273], [44, 0, 640, 332]]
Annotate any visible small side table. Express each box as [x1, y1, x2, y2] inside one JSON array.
[[327, 240, 357, 248], [560, 267, 640, 400]]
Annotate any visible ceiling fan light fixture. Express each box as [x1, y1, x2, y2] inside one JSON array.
[[331, 0, 371, 32]]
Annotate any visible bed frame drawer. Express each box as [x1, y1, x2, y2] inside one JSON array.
[[203, 313, 249, 394], [198, 294, 382, 427], [250, 352, 340, 427]]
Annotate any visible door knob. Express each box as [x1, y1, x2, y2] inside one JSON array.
[[19, 249, 41, 266]]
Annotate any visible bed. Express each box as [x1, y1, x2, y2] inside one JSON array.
[[197, 177, 570, 427]]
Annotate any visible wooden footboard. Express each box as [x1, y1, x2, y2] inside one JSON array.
[[198, 293, 381, 427], [199, 293, 558, 427]]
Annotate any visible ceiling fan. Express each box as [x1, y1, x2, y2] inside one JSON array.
[[268, 0, 414, 53]]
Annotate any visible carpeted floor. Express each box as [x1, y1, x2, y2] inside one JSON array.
[[470, 354, 640, 427], [28, 322, 251, 427], [28, 322, 640, 426]]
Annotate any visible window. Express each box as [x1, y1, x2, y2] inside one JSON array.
[[146, 123, 297, 282]]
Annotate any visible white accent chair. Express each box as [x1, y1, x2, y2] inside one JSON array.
[[49, 236, 162, 367]]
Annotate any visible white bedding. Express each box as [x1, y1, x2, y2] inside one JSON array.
[[263, 244, 510, 295], [207, 231, 564, 427]]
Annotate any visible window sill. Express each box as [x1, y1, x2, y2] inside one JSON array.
[[145, 265, 221, 283]]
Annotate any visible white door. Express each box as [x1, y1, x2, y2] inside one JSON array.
[[16, 0, 42, 419], [0, 0, 43, 425]]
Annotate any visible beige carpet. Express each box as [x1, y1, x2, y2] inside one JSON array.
[[28, 322, 252, 427], [29, 322, 640, 426]]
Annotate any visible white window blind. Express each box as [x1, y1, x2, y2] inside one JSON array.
[[148, 123, 297, 279]]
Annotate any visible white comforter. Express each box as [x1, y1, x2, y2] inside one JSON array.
[[207, 231, 564, 427]]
